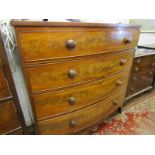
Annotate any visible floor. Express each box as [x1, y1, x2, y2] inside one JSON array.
[[94, 91, 155, 135]]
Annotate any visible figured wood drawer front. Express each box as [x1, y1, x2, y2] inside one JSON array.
[[0, 100, 21, 134], [0, 66, 11, 99], [18, 28, 139, 62], [38, 90, 125, 134], [34, 70, 129, 120], [27, 50, 134, 93], [126, 73, 154, 97]]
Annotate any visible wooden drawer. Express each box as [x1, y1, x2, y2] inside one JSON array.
[[131, 55, 155, 75], [34, 69, 129, 120], [18, 28, 139, 62], [126, 72, 154, 97], [38, 89, 125, 134], [0, 100, 21, 134], [0, 65, 11, 99], [27, 50, 134, 93]]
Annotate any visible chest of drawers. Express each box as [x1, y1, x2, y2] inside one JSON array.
[[125, 48, 155, 101], [12, 21, 140, 134], [0, 34, 25, 135]]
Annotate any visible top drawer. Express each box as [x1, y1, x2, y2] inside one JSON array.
[[17, 28, 139, 62]]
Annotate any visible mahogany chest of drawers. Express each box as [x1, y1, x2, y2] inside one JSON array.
[[0, 34, 25, 135], [12, 21, 140, 134], [125, 48, 155, 101]]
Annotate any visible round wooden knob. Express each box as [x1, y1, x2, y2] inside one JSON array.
[[66, 40, 76, 49], [136, 59, 141, 64], [120, 59, 127, 65], [69, 120, 76, 128], [130, 87, 134, 92], [68, 97, 76, 105], [152, 62, 155, 67], [116, 80, 122, 86], [135, 67, 139, 72], [113, 100, 118, 106], [68, 69, 77, 79], [150, 71, 153, 75], [133, 77, 138, 82], [124, 37, 132, 44]]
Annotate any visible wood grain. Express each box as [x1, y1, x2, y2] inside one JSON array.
[[17, 27, 139, 62], [0, 65, 11, 99], [12, 21, 140, 134], [38, 89, 126, 135], [26, 50, 134, 93], [0, 100, 21, 134], [33, 69, 129, 120]]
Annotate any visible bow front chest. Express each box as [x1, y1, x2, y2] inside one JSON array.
[[12, 21, 140, 134]]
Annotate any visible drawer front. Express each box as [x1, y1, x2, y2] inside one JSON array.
[[18, 28, 139, 62], [38, 90, 125, 135], [131, 55, 155, 75], [0, 66, 11, 99], [0, 100, 21, 134], [34, 70, 129, 120], [126, 73, 154, 97], [27, 50, 134, 93]]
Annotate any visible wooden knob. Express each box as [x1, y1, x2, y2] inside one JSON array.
[[69, 120, 76, 128], [68, 97, 76, 105], [135, 67, 139, 72], [120, 59, 127, 65], [133, 77, 138, 82], [68, 69, 77, 79], [150, 71, 153, 75], [113, 100, 118, 106], [66, 40, 76, 49], [130, 87, 134, 92], [152, 62, 155, 67], [116, 80, 122, 86], [124, 37, 132, 44], [136, 59, 141, 64]]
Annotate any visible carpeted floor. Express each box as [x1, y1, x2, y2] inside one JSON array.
[[94, 92, 155, 135]]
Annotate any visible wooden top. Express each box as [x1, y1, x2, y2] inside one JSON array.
[[11, 20, 140, 28]]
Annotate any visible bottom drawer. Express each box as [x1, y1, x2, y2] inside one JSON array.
[[0, 100, 21, 135], [38, 88, 126, 135]]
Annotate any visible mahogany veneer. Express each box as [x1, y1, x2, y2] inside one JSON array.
[[12, 21, 140, 134]]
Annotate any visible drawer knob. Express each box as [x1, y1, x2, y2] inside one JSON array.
[[135, 67, 139, 72], [113, 100, 118, 106], [133, 77, 138, 82], [69, 120, 76, 128], [136, 59, 141, 64], [68, 97, 76, 105], [152, 62, 155, 67], [120, 59, 127, 65], [116, 80, 122, 86], [124, 37, 132, 44], [130, 87, 134, 92], [150, 71, 153, 75], [66, 40, 76, 50], [68, 69, 77, 79]]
